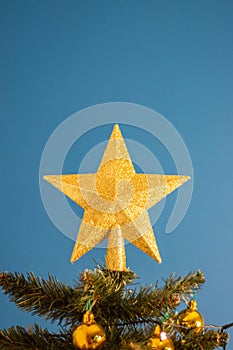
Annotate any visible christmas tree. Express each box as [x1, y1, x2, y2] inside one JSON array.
[[0, 267, 231, 349], [0, 125, 231, 349]]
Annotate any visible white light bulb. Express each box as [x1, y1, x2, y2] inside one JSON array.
[[160, 331, 168, 341]]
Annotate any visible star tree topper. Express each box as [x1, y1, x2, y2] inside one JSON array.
[[44, 124, 190, 271]]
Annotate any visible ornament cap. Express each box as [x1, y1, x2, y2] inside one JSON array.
[[154, 324, 162, 336], [188, 299, 197, 310], [83, 311, 95, 325]]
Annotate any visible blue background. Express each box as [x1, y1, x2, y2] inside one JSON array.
[[0, 0, 232, 344]]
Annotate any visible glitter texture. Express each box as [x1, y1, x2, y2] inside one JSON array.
[[106, 226, 126, 270], [44, 124, 190, 270]]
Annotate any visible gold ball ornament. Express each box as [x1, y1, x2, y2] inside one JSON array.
[[73, 311, 106, 350], [147, 324, 175, 350], [176, 299, 204, 334]]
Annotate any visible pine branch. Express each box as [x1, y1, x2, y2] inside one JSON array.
[[174, 329, 229, 350], [0, 324, 229, 350], [0, 272, 82, 325], [0, 324, 74, 350], [0, 267, 230, 350], [0, 268, 136, 326], [92, 270, 205, 326], [0, 269, 205, 327]]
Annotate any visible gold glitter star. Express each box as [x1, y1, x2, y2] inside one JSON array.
[[44, 124, 190, 270]]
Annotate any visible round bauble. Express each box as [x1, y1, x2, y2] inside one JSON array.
[[176, 299, 204, 335], [147, 325, 175, 350], [73, 311, 105, 350]]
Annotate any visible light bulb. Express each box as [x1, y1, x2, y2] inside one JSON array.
[[160, 331, 168, 341]]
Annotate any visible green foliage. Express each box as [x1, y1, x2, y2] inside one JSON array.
[[0, 325, 73, 350], [0, 267, 229, 349]]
